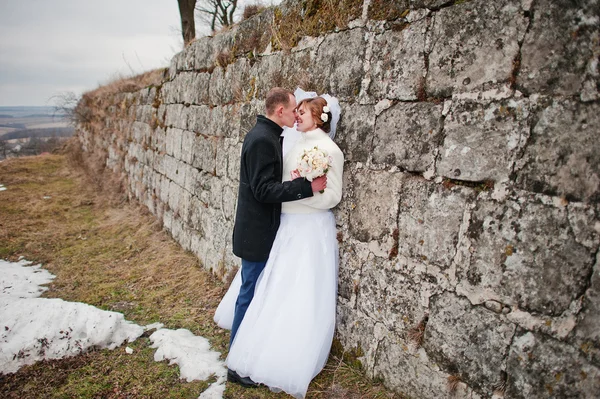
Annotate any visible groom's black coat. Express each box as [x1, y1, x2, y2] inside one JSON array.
[[233, 115, 313, 262]]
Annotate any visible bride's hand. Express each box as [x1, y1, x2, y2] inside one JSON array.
[[290, 169, 301, 179]]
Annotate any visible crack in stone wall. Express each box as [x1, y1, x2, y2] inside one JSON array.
[[76, 0, 600, 397]]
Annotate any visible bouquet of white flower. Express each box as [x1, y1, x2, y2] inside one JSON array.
[[293, 146, 332, 193]]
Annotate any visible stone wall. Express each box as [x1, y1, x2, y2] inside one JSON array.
[[76, 0, 600, 397]]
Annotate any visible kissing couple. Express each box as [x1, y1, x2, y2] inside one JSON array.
[[214, 87, 344, 398]]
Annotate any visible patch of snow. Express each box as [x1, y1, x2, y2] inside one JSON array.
[[0, 259, 227, 398]]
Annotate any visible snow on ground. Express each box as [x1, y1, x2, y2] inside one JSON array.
[[0, 259, 227, 398], [0, 184, 6, 191]]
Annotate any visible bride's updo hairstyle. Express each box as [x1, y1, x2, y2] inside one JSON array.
[[297, 97, 332, 133]]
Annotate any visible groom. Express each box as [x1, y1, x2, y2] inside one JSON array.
[[228, 87, 327, 387]]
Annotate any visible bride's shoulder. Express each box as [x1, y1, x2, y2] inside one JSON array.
[[321, 138, 343, 160]]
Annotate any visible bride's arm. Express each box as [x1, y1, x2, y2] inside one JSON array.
[[297, 145, 344, 210]]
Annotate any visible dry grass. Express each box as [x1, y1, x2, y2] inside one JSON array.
[[447, 375, 461, 394], [243, 4, 266, 20], [0, 153, 404, 398], [406, 315, 428, 349], [272, 0, 363, 51], [86, 69, 166, 98], [367, 0, 409, 21]]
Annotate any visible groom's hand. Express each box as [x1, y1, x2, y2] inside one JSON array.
[[311, 175, 327, 192]]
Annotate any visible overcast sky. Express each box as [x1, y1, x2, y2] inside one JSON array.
[[0, 0, 185, 107]]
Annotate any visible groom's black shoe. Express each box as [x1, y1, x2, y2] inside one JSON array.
[[227, 368, 258, 388]]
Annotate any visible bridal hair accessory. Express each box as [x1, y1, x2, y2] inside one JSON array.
[[321, 103, 330, 122]]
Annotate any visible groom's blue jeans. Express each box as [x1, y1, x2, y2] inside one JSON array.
[[230, 258, 267, 347]]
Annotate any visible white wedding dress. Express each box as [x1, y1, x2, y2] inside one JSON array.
[[214, 90, 343, 398]]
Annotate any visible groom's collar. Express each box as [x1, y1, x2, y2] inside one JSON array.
[[257, 115, 283, 135]]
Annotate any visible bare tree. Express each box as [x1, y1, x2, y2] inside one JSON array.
[[196, 0, 238, 32], [178, 0, 197, 46], [50, 91, 91, 126]]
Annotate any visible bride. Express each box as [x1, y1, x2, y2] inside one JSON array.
[[214, 88, 344, 398]]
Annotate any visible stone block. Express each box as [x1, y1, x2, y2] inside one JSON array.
[[183, 165, 200, 195], [373, 102, 443, 172], [278, 50, 316, 91], [165, 128, 183, 159], [507, 331, 600, 398], [335, 302, 378, 370], [314, 29, 367, 100], [238, 100, 264, 140], [249, 53, 283, 100], [176, 187, 193, 224], [174, 159, 188, 188], [575, 253, 600, 357], [180, 130, 195, 165], [424, 292, 516, 393], [227, 141, 242, 180], [368, 18, 427, 100], [233, 8, 274, 57], [164, 104, 186, 130], [186, 37, 211, 71], [195, 31, 235, 71], [152, 152, 166, 176], [167, 71, 210, 106], [215, 137, 229, 178], [397, 177, 474, 268], [191, 133, 217, 174], [200, 207, 231, 268], [519, 0, 598, 98], [161, 81, 177, 105], [136, 86, 154, 105], [153, 127, 167, 153], [426, 0, 528, 97], [372, 330, 482, 399], [568, 203, 600, 251], [438, 98, 529, 182], [131, 121, 150, 143], [465, 198, 594, 316], [167, 180, 184, 214], [358, 255, 431, 331], [162, 208, 173, 231], [208, 58, 251, 105], [186, 105, 211, 135], [348, 168, 404, 242], [159, 174, 170, 204], [337, 240, 369, 307], [188, 196, 206, 233], [335, 103, 376, 163], [209, 104, 243, 137], [222, 183, 237, 221], [163, 155, 178, 183], [516, 99, 600, 202], [136, 105, 154, 125], [209, 177, 223, 210], [339, 298, 479, 399]]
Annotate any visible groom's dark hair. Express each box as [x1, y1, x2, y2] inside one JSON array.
[[265, 87, 293, 115]]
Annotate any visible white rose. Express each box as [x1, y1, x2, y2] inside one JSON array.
[[323, 105, 330, 113], [321, 113, 329, 122]]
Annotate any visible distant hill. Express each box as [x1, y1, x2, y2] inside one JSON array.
[[0, 123, 27, 129], [1, 127, 74, 140], [0, 106, 56, 118]]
